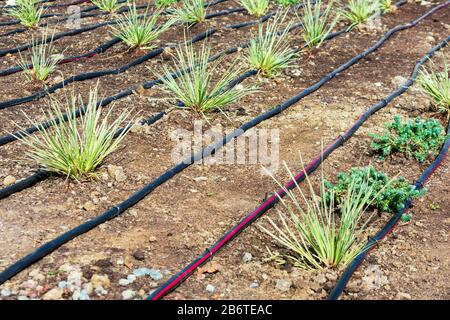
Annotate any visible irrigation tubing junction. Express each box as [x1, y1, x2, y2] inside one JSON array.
[[147, 33, 450, 300], [0, 2, 446, 286]]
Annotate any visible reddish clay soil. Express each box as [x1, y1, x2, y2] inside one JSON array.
[[0, 0, 448, 300]]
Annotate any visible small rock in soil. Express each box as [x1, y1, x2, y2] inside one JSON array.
[[3, 175, 16, 186], [122, 289, 136, 300], [325, 271, 338, 282], [58, 281, 67, 289], [391, 76, 408, 87], [395, 292, 412, 300], [275, 279, 292, 292], [91, 274, 110, 289], [95, 286, 107, 296], [313, 273, 327, 284], [82, 201, 96, 212], [1, 288, 11, 297], [362, 265, 389, 290], [107, 165, 127, 182], [133, 268, 163, 281], [242, 252, 252, 263], [133, 250, 146, 261], [249, 282, 259, 289], [206, 284, 215, 294], [346, 279, 362, 293], [42, 288, 63, 300], [119, 278, 130, 286]]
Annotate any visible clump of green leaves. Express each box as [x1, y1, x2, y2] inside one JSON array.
[[169, 0, 206, 26], [274, 0, 299, 7], [369, 116, 447, 163], [18, 30, 63, 82], [246, 12, 297, 77], [110, 3, 173, 50], [324, 166, 425, 213], [155, 0, 178, 8], [6, 0, 44, 29], [154, 42, 257, 114], [340, 0, 380, 29], [239, 0, 269, 17], [260, 162, 376, 270], [91, 0, 124, 13], [418, 59, 450, 116], [14, 87, 135, 180], [299, 0, 338, 48]]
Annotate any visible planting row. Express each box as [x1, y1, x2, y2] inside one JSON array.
[[0, 1, 448, 300]]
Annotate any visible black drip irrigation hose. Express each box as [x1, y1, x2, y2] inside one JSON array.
[[147, 34, 450, 301], [0, 1, 441, 287]]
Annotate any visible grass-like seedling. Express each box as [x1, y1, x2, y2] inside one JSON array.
[[6, 0, 44, 29], [340, 0, 380, 29], [91, 0, 125, 13], [14, 88, 135, 180], [324, 166, 425, 213], [274, 0, 299, 7], [155, 0, 178, 8], [155, 42, 257, 114], [110, 3, 173, 50], [239, 0, 269, 17], [169, 0, 206, 26], [369, 115, 448, 163], [418, 59, 450, 116], [260, 162, 376, 270], [246, 13, 297, 77], [18, 31, 62, 82], [299, 0, 338, 48]]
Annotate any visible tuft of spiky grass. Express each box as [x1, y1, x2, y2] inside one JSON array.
[[340, 0, 380, 29], [418, 58, 450, 116], [6, 0, 44, 29], [13, 87, 135, 180], [246, 12, 297, 77], [299, 0, 338, 48], [110, 3, 173, 50], [91, 0, 125, 13], [154, 41, 257, 114], [18, 30, 63, 82], [239, 0, 269, 17], [259, 161, 377, 270], [155, 0, 178, 8], [169, 0, 206, 26], [379, 0, 393, 13]]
